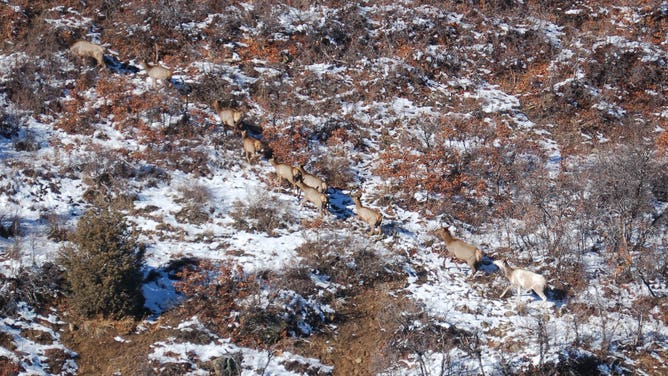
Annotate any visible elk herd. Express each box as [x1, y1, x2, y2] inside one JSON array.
[[69, 40, 551, 308]]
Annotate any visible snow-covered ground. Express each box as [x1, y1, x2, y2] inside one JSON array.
[[1, 1, 667, 375]]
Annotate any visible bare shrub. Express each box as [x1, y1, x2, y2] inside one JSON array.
[[42, 212, 69, 242], [229, 191, 292, 235], [78, 151, 136, 208], [173, 183, 211, 225], [190, 71, 245, 106], [313, 153, 355, 190], [13, 129, 40, 152], [210, 353, 243, 376], [0, 356, 21, 376], [379, 303, 472, 375], [249, 83, 288, 126], [0, 215, 20, 239], [175, 261, 328, 347], [297, 234, 402, 293], [0, 111, 21, 139], [4, 60, 61, 114], [584, 44, 663, 92], [203, 12, 243, 48], [490, 26, 556, 79], [0, 263, 62, 317], [553, 80, 595, 111], [582, 143, 667, 282], [53, 101, 96, 136]]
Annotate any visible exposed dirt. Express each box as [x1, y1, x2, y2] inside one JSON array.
[[61, 315, 179, 375], [298, 281, 412, 376], [61, 280, 412, 376]]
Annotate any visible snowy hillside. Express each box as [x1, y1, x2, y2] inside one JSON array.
[[1, 1, 667, 375]]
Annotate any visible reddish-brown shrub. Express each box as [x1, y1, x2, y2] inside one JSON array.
[[263, 124, 309, 166], [656, 130, 668, 155], [174, 261, 250, 331], [0, 356, 21, 376]]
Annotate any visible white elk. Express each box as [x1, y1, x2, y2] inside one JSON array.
[[434, 227, 484, 279], [70, 40, 105, 67], [140, 61, 172, 86], [295, 165, 328, 192], [493, 259, 548, 303], [268, 157, 301, 192], [212, 100, 243, 131], [296, 180, 328, 214], [351, 192, 382, 236]]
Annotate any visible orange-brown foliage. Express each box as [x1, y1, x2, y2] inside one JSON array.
[[174, 261, 251, 333], [656, 131, 668, 156], [263, 124, 310, 165]]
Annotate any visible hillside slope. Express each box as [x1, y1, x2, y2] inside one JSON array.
[[1, 1, 667, 375]]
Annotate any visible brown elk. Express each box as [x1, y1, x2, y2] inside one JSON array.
[[295, 165, 328, 192], [241, 130, 267, 163], [434, 227, 484, 279], [296, 180, 328, 214], [212, 100, 243, 131], [351, 192, 382, 236], [268, 157, 302, 192], [140, 61, 172, 86]]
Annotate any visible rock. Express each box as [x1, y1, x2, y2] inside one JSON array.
[[212, 353, 242, 376]]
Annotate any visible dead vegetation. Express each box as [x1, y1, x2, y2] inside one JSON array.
[[0, 0, 667, 375]]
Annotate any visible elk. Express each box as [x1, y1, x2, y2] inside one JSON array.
[[70, 40, 105, 67], [351, 192, 382, 236], [434, 227, 484, 279], [140, 61, 172, 86], [296, 180, 328, 214], [212, 100, 243, 130], [241, 130, 267, 163], [295, 165, 328, 192], [493, 259, 548, 303], [268, 157, 301, 192]]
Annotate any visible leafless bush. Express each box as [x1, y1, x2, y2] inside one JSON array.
[[379, 303, 472, 376], [178, 183, 210, 208], [5, 5, 70, 60], [42, 212, 69, 242], [315, 153, 356, 190], [4, 60, 62, 114], [297, 234, 402, 293], [240, 1, 284, 38], [249, 76, 292, 117], [191, 71, 245, 106], [210, 353, 243, 376], [173, 183, 212, 225], [488, 26, 556, 81], [0, 263, 63, 317], [582, 144, 667, 281], [0, 110, 21, 139], [0, 215, 20, 239], [554, 80, 595, 111], [238, 286, 330, 343], [175, 262, 329, 347], [13, 130, 40, 152], [584, 45, 662, 92], [204, 13, 243, 48], [79, 150, 133, 183], [229, 191, 292, 235]]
